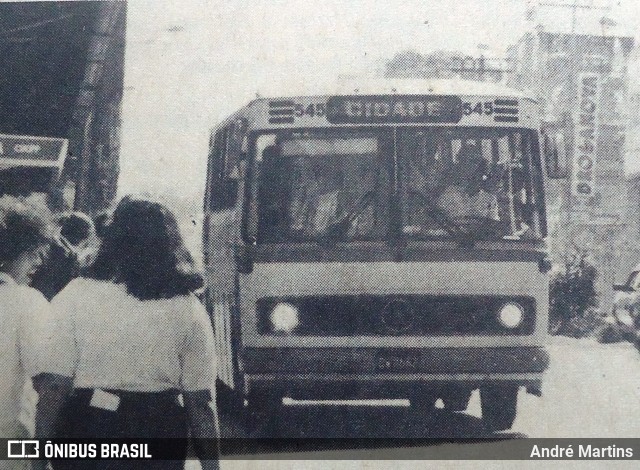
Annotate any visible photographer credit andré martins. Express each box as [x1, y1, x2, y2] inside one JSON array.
[[530, 444, 634, 459]]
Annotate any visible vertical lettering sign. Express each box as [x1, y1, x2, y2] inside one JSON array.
[[572, 73, 600, 208], [326, 95, 463, 124]]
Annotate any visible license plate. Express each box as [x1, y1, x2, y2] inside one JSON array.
[[375, 350, 421, 372]]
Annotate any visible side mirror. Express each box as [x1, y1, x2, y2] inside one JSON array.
[[613, 284, 635, 293], [543, 132, 568, 179], [210, 179, 239, 211]]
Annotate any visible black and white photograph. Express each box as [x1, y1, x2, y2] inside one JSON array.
[[0, 0, 640, 468]]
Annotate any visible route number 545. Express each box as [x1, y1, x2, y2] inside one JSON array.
[[294, 103, 326, 117], [463, 102, 493, 116]]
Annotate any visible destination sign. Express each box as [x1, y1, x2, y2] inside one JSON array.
[[326, 95, 463, 124], [0, 134, 67, 163]]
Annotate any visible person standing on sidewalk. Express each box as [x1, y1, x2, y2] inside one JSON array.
[[30, 212, 97, 301], [33, 196, 219, 470], [0, 196, 55, 469]]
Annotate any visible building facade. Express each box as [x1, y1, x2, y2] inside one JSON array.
[[0, 1, 126, 214], [68, 1, 126, 214], [508, 15, 634, 311]]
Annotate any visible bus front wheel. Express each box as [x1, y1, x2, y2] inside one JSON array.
[[480, 385, 518, 431], [443, 389, 472, 412], [410, 391, 437, 414], [244, 391, 281, 435]]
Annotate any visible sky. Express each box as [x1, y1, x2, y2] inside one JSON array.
[[118, 0, 640, 201]]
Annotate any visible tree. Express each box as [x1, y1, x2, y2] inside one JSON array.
[[384, 49, 461, 79]]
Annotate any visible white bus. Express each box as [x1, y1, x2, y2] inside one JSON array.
[[204, 79, 564, 432]]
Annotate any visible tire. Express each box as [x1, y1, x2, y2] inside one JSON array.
[[216, 379, 243, 415], [444, 389, 472, 412], [244, 391, 281, 435], [410, 392, 437, 413], [480, 385, 518, 431]]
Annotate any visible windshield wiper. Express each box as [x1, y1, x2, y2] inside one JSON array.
[[406, 190, 475, 247], [317, 191, 375, 245]]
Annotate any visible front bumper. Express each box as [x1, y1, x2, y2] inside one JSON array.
[[242, 346, 549, 398]]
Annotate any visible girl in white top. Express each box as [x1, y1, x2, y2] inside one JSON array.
[[33, 196, 219, 470], [0, 196, 54, 470]]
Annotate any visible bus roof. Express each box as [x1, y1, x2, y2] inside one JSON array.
[[212, 78, 539, 132], [254, 78, 534, 102]]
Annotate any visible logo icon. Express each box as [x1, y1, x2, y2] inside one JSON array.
[[380, 298, 414, 334], [7, 440, 39, 458]]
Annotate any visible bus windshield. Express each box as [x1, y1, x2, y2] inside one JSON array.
[[255, 130, 392, 243], [399, 128, 544, 241], [253, 127, 544, 244]]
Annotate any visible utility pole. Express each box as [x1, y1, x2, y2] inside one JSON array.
[[71, 1, 126, 214]]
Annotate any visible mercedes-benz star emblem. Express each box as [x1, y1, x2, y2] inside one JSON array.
[[380, 299, 414, 334]]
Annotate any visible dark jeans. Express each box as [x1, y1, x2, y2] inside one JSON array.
[[52, 388, 187, 470]]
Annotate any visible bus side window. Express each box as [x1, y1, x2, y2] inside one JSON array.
[[204, 131, 219, 212], [205, 130, 225, 211], [224, 119, 248, 180], [209, 127, 238, 212]]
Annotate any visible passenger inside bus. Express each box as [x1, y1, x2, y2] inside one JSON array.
[[258, 136, 384, 242], [258, 131, 540, 243], [288, 154, 376, 239], [401, 130, 539, 240]]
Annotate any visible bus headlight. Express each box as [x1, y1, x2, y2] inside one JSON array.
[[270, 303, 299, 332], [498, 302, 524, 329]]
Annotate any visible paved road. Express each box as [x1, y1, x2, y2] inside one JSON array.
[[187, 336, 640, 468]]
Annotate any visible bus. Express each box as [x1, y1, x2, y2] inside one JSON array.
[[0, 133, 68, 199], [203, 79, 564, 432]]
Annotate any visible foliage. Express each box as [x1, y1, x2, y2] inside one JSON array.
[[549, 247, 599, 336], [384, 49, 462, 79]]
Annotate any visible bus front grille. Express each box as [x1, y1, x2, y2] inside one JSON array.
[[256, 295, 536, 336]]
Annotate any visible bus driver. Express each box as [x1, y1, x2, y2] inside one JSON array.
[[436, 142, 499, 223]]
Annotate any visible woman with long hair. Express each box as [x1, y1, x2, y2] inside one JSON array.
[[33, 196, 219, 470]]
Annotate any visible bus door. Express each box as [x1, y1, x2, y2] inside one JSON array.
[[204, 119, 247, 391]]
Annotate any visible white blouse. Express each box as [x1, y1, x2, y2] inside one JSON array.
[[37, 278, 215, 393], [0, 272, 48, 436]]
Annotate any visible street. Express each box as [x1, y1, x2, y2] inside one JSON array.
[[186, 336, 640, 468], [1, 2, 639, 469]]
